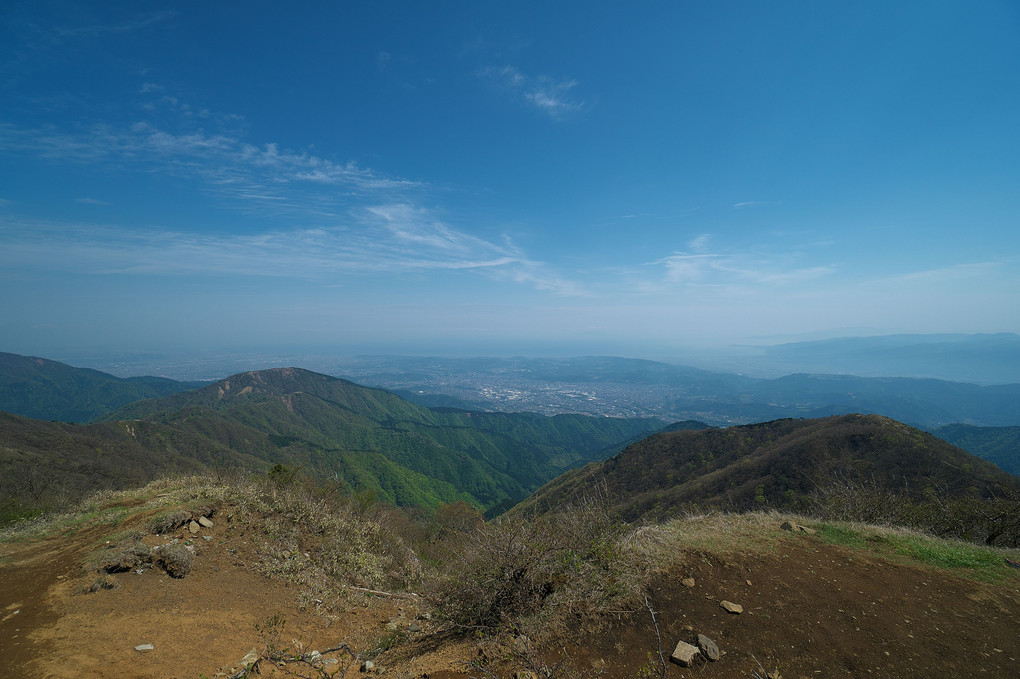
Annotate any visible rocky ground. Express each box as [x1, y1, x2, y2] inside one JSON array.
[[2, 497, 1019, 678]]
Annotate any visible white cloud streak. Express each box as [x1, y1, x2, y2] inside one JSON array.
[[0, 106, 586, 296], [645, 236, 836, 290], [479, 66, 586, 120]]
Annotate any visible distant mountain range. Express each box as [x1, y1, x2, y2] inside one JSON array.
[[0, 352, 204, 423], [519, 414, 1019, 522], [337, 354, 1020, 429], [1, 366, 661, 514], [739, 333, 1020, 384]]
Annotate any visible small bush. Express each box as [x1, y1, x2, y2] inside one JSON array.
[[158, 543, 194, 578], [81, 574, 121, 594], [435, 488, 638, 635], [96, 540, 151, 573], [147, 510, 192, 534]]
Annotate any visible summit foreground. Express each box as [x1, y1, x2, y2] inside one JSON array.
[[2, 474, 1018, 678]]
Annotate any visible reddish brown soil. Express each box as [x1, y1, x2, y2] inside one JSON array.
[[2, 518, 1018, 678], [556, 539, 1020, 678]]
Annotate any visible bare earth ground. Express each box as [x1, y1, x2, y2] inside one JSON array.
[[2, 508, 1019, 679]]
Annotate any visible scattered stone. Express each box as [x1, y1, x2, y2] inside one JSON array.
[[135, 643, 154, 652], [203, 535, 213, 541], [188, 520, 201, 535], [696, 634, 720, 661], [159, 543, 194, 578], [360, 660, 375, 672], [720, 600, 743, 614], [681, 577, 696, 588], [669, 640, 701, 667], [198, 516, 214, 528], [407, 623, 421, 633], [780, 520, 816, 535]]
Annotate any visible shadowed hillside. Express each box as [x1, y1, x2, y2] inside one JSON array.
[[520, 414, 1018, 523]]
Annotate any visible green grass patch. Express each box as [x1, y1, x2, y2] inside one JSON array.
[[815, 521, 1018, 584], [817, 523, 884, 551], [888, 535, 1006, 573]]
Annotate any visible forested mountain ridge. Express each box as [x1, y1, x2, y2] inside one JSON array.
[[3, 367, 662, 517], [519, 414, 1018, 522], [0, 351, 204, 423], [933, 423, 1020, 476]]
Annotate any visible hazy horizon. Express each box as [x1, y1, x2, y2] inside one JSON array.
[[3, 2, 1019, 357]]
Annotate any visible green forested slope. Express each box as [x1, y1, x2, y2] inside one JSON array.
[[933, 423, 1020, 476], [0, 352, 203, 423], [2, 367, 660, 515]]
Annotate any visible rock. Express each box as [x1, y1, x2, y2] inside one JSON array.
[[202, 535, 213, 541], [360, 660, 375, 672], [239, 648, 259, 667], [135, 643, 154, 652], [159, 543, 194, 578], [669, 640, 701, 667], [198, 516, 214, 528], [781, 520, 816, 535], [696, 634, 720, 661], [681, 577, 696, 588], [407, 623, 421, 633], [720, 600, 743, 614], [188, 520, 200, 535]]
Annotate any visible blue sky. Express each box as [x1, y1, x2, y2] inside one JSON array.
[[1, 1, 1019, 359]]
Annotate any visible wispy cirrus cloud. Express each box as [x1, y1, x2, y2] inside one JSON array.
[[53, 11, 177, 38], [0, 206, 586, 298], [734, 200, 783, 209], [479, 66, 586, 120], [0, 120, 422, 218], [0, 210, 515, 278], [0, 96, 587, 296], [643, 234, 836, 290]]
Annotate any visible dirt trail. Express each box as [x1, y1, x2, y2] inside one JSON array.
[[2, 518, 1019, 678]]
